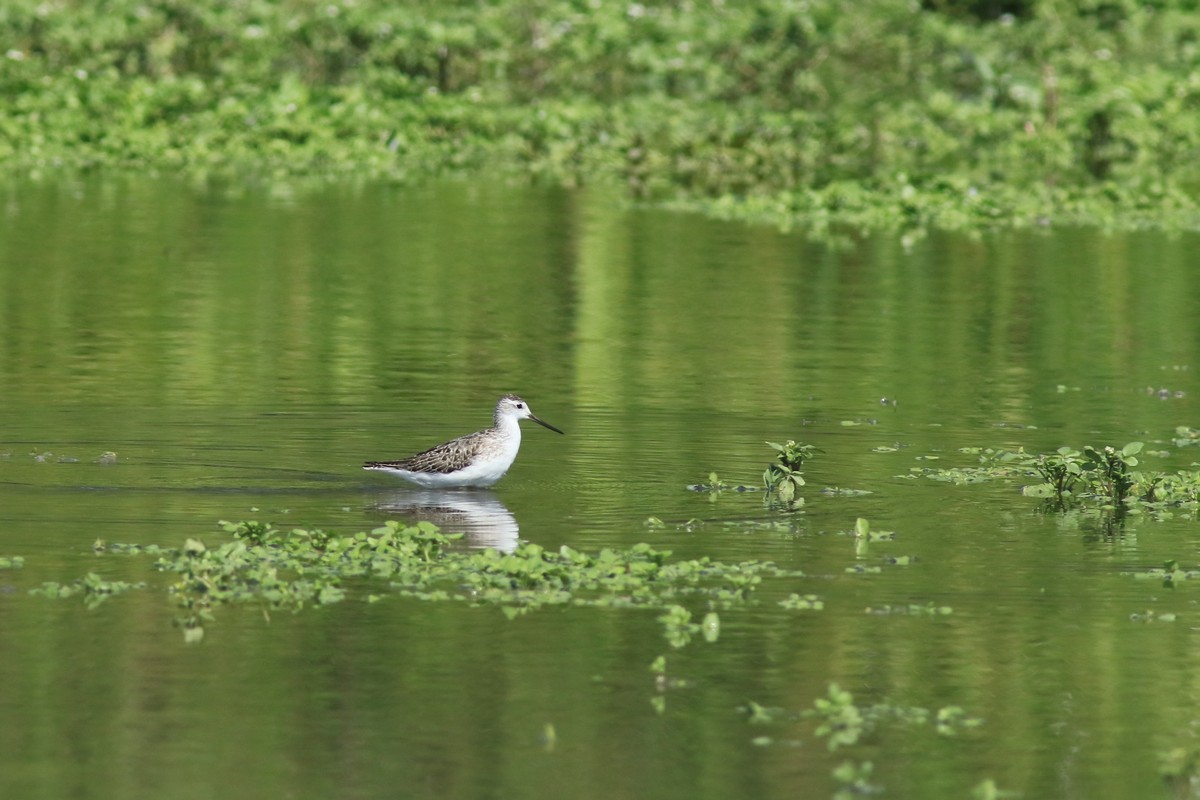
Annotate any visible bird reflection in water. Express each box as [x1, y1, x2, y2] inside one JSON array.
[[370, 489, 520, 553]]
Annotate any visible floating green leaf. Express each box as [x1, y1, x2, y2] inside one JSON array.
[[779, 593, 824, 610]]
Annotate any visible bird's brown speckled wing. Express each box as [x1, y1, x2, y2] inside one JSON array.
[[365, 431, 486, 474]]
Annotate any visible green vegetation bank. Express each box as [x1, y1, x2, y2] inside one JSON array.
[[3, 0, 1199, 232]]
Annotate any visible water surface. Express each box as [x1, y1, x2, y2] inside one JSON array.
[[2, 175, 1200, 799]]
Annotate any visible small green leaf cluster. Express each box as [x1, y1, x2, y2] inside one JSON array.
[[51, 521, 803, 642], [1022, 441, 1178, 509], [1172, 426, 1200, 447], [1126, 559, 1200, 587], [848, 517, 910, 568], [852, 517, 894, 543], [221, 519, 279, 546], [1160, 746, 1200, 787], [923, 440, 1200, 511], [865, 603, 953, 616], [936, 706, 984, 735], [648, 651, 689, 714], [657, 605, 700, 649], [99, 541, 168, 555], [972, 778, 1018, 800], [3, 1, 1200, 232], [30, 572, 145, 609], [1079, 442, 1142, 507], [163, 536, 349, 624], [1027, 446, 1087, 502], [778, 593, 824, 610], [763, 440, 820, 505], [744, 700, 789, 725], [809, 683, 868, 750], [687, 472, 758, 496], [803, 683, 982, 751], [832, 761, 879, 800]]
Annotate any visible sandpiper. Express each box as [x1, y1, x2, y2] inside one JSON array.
[[364, 394, 564, 488]]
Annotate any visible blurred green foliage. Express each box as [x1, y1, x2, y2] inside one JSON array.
[[2, 0, 1199, 230]]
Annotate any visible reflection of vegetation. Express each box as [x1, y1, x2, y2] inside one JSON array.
[[3, 1, 1199, 231], [1159, 746, 1200, 798]]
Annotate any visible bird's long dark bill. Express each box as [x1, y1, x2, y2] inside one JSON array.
[[530, 415, 565, 435]]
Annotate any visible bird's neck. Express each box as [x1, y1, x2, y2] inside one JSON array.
[[495, 415, 522, 437]]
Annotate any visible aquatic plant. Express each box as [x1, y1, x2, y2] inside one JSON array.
[[1159, 746, 1200, 796], [658, 605, 699, 649], [850, 517, 894, 559], [686, 472, 758, 497], [649, 655, 690, 696], [778, 593, 824, 610], [656, 606, 720, 648], [540, 723, 557, 752], [972, 778, 1017, 800], [1080, 442, 1142, 508], [647, 516, 805, 536], [802, 683, 981, 751], [864, 603, 953, 616], [1172, 426, 1200, 448], [1027, 446, 1086, 505], [919, 439, 1200, 513], [41, 520, 803, 642], [3, 1, 1200, 233], [832, 761, 880, 800], [808, 683, 868, 750], [226, 520, 279, 546], [936, 705, 984, 736], [30, 572, 146, 609], [1123, 559, 1200, 591], [763, 440, 820, 505], [744, 700, 789, 725]]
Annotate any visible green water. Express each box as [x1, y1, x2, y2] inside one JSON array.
[[3, 175, 1200, 799]]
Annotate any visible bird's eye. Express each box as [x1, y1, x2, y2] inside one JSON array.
[[516, 403, 525, 409]]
